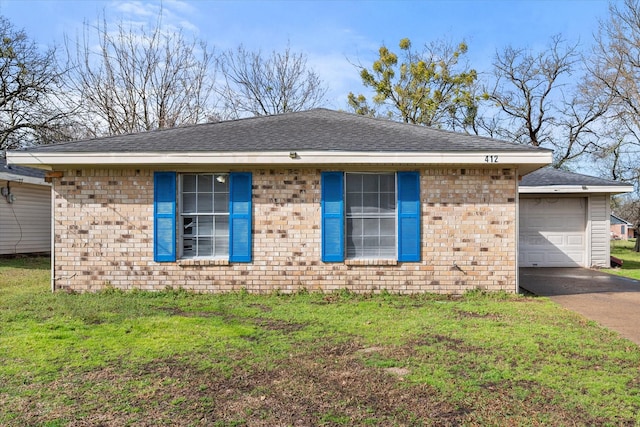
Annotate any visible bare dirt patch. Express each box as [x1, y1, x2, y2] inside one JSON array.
[[454, 308, 502, 320], [162, 307, 307, 333], [253, 317, 306, 333], [9, 340, 616, 426]]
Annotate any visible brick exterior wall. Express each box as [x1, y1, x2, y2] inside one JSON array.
[[52, 167, 518, 294]]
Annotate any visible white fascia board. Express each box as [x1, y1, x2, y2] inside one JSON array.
[[8, 150, 552, 171], [519, 184, 634, 194], [0, 171, 49, 186]]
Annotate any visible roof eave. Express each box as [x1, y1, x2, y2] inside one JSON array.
[[611, 214, 633, 225], [519, 184, 634, 195], [7, 150, 552, 174], [0, 171, 49, 186]]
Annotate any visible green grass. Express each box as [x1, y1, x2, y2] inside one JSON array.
[[1, 256, 640, 425], [606, 239, 640, 279]]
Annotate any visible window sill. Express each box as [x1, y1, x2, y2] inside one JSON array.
[[345, 259, 398, 266], [177, 259, 230, 266]]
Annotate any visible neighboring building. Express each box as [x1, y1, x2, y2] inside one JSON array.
[[610, 214, 635, 240], [7, 109, 554, 293], [0, 154, 51, 255], [519, 168, 633, 267]]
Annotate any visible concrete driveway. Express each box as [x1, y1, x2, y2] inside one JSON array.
[[520, 268, 640, 346]]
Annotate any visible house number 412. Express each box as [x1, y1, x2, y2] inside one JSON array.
[[484, 155, 499, 163]]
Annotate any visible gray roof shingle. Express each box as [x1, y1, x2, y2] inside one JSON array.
[[610, 214, 632, 225], [15, 109, 549, 154], [521, 167, 630, 188]]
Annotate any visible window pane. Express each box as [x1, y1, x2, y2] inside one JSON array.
[[346, 242, 362, 258], [346, 218, 361, 258], [363, 236, 379, 250], [362, 174, 378, 193], [183, 238, 194, 257], [198, 193, 213, 213], [183, 214, 195, 257], [362, 192, 378, 213], [198, 174, 213, 192], [183, 216, 195, 236], [214, 193, 229, 213], [346, 193, 362, 214], [215, 236, 229, 254], [379, 243, 396, 258], [380, 193, 395, 213], [363, 218, 379, 235], [199, 216, 214, 236], [214, 175, 228, 192], [216, 216, 229, 235], [347, 218, 363, 237], [380, 236, 396, 249], [363, 246, 373, 258], [182, 193, 196, 213], [196, 237, 213, 257], [380, 175, 395, 192], [380, 218, 395, 236], [346, 174, 362, 193], [182, 175, 196, 192]]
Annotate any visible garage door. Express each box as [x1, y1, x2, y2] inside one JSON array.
[[519, 197, 586, 267]]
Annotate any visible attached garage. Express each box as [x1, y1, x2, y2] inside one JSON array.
[[519, 197, 586, 267], [519, 168, 632, 268]]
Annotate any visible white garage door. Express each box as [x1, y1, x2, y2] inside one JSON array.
[[519, 198, 586, 267]]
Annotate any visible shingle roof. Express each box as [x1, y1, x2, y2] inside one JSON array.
[[521, 167, 630, 188], [0, 154, 46, 179], [610, 214, 632, 225], [16, 109, 548, 154]]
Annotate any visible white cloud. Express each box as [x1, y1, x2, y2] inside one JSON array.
[[106, 0, 200, 35], [111, 1, 158, 18], [306, 51, 363, 110]]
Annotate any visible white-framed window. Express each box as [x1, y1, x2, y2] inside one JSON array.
[[179, 173, 229, 258], [345, 172, 397, 259]]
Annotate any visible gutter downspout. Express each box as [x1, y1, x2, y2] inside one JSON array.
[[515, 170, 520, 294], [50, 183, 55, 292]]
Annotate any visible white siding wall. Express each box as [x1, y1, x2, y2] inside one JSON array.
[[0, 180, 51, 255], [589, 194, 610, 268]]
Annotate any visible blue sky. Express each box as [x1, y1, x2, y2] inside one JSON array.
[[0, 0, 612, 110]]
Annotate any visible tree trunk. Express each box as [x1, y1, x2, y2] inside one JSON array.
[[635, 228, 640, 252]]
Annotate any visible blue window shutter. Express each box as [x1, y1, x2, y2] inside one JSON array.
[[321, 172, 344, 262], [229, 172, 252, 262], [154, 172, 176, 262], [397, 171, 421, 262]]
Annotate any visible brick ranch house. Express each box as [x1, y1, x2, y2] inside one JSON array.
[[610, 214, 635, 240], [8, 109, 554, 294]]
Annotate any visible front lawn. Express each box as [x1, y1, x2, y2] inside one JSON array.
[[606, 239, 640, 280], [1, 256, 639, 426]]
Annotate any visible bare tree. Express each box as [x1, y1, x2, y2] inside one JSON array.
[[218, 44, 328, 118], [588, 0, 640, 188], [0, 16, 74, 149], [584, 0, 640, 251], [65, 12, 217, 137], [488, 35, 609, 166]]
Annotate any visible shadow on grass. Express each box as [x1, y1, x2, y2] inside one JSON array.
[[0, 254, 50, 270]]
